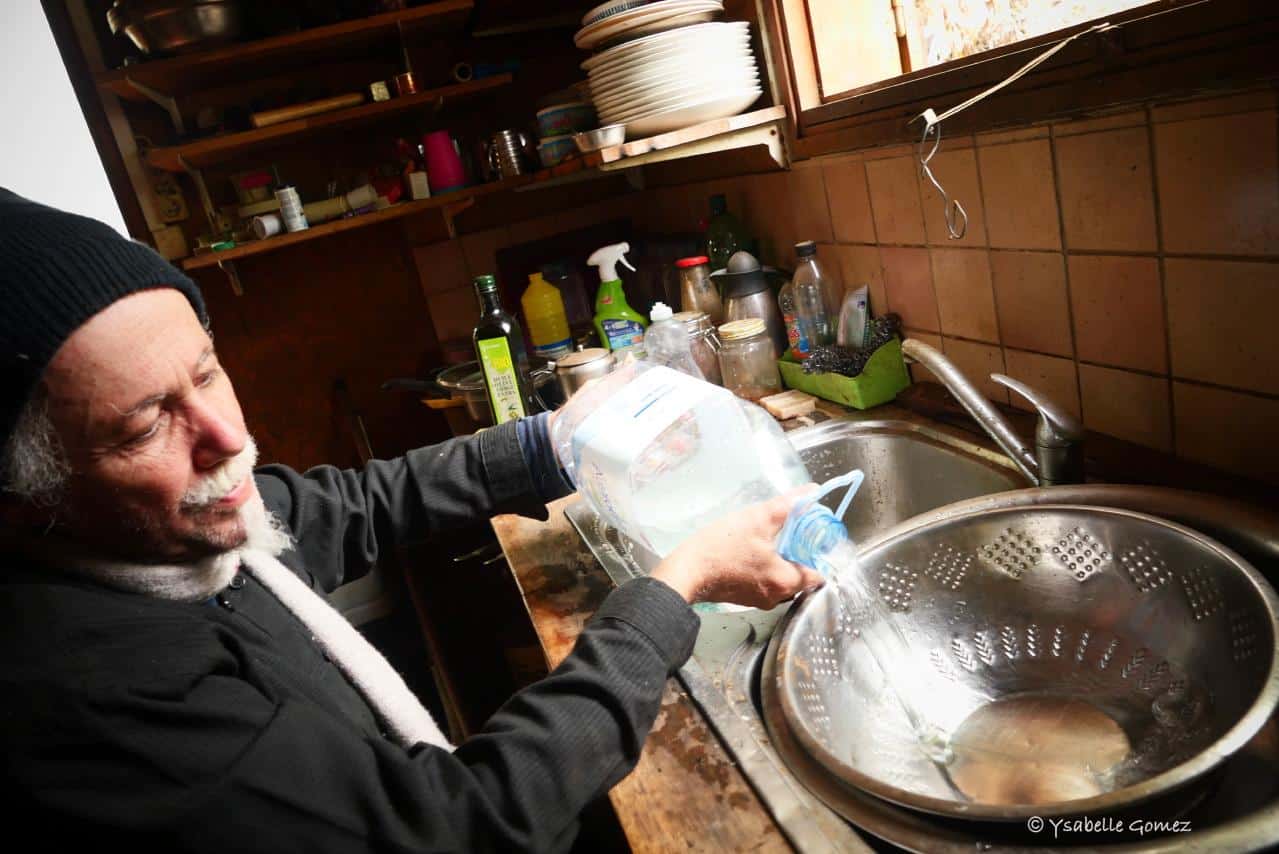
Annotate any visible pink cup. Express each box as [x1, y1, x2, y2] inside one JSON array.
[[422, 131, 466, 193]]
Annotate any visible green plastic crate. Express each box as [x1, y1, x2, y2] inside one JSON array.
[[777, 337, 910, 410]]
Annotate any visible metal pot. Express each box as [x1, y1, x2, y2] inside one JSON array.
[[383, 358, 555, 426], [107, 0, 243, 55], [552, 348, 615, 398]]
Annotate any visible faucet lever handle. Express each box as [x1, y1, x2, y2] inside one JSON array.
[[990, 374, 1084, 447]]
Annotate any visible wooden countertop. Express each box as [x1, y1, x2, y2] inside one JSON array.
[[490, 496, 793, 853]]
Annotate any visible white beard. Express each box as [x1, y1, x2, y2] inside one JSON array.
[[46, 490, 292, 602]]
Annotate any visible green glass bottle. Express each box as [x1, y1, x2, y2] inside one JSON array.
[[704, 193, 751, 272], [472, 275, 535, 424]]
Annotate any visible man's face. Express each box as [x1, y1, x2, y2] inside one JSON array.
[[40, 289, 256, 563]]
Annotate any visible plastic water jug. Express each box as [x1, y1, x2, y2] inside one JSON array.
[[550, 362, 810, 557]]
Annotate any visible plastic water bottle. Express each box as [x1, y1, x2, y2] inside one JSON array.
[[550, 362, 810, 557], [644, 302, 704, 380]]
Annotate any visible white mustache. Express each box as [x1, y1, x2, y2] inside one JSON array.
[[182, 437, 258, 507]]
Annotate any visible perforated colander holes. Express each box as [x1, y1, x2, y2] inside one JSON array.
[[1053, 526, 1112, 581], [930, 648, 961, 681], [1230, 609, 1261, 662], [1097, 638, 1121, 670], [925, 544, 973, 590], [1121, 647, 1149, 680], [878, 562, 919, 612], [950, 637, 979, 672], [1120, 542, 1174, 593], [797, 679, 831, 732], [1139, 660, 1172, 694], [1180, 565, 1225, 622], [1000, 624, 1020, 660], [978, 528, 1041, 579], [807, 637, 841, 678]]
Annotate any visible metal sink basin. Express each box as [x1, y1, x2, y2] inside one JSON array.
[[567, 414, 1279, 852]]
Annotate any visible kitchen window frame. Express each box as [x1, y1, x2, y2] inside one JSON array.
[[758, 0, 1279, 160]]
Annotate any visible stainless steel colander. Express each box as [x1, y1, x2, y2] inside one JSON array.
[[769, 504, 1279, 822]]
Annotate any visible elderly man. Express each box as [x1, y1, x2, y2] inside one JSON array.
[[0, 189, 821, 851]]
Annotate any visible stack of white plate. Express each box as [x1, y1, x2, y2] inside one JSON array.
[[576, 0, 724, 51], [583, 20, 762, 139]]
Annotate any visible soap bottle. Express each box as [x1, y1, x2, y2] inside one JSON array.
[[520, 271, 572, 360], [588, 242, 648, 355]]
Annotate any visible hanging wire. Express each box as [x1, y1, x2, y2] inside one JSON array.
[[912, 20, 1117, 240]]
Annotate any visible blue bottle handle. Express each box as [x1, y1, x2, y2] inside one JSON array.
[[776, 469, 864, 572]]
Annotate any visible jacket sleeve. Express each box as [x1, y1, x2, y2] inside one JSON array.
[[253, 416, 569, 593], [19, 578, 699, 854]]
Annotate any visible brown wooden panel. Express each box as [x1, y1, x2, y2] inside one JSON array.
[[197, 223, 447, 471]]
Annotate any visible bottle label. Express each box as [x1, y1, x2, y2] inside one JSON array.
[[572, 366, 723, 540], [602, 319, 645, 353], [534, 338, 573, 360], [784, 312, 812, 358], [476, 336, 527, 423]]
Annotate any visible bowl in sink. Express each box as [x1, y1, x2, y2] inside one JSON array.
[[768, 502, 1279, 821]]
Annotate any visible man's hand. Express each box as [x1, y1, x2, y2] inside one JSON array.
[[650, 488, 825, 610]]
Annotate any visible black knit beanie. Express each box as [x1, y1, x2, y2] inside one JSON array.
[[0, 187, 208, 445]]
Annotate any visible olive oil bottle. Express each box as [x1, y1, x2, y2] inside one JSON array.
[[472, 274, 535, 424]]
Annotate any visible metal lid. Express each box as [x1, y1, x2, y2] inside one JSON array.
[[435, 362, 485, 392], [795, 240, 817, 258], [555, 348, 612, 369], [473, 274, 498, 292], [719, 318, 767, 341], [437, 358, 554, 390], [672, 310, 709, 333]]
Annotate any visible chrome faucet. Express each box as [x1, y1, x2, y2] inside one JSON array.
[[901, 338, 1085, 486]]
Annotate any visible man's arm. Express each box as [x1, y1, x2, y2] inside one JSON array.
[[11, 578, 696, 854], [253, 414, 570, 593]]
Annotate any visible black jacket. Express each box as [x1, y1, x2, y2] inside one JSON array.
[[1, 419, 699, 852]]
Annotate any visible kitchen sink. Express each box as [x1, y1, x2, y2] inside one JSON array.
[[567, 413, 1279, 852]]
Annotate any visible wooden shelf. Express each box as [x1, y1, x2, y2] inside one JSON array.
[[597, 105, 787, 168], [146, 75, 511, 172], [182, 177, 530, 271], [96, 0, 473, 101], [183, 106, 789, 278]]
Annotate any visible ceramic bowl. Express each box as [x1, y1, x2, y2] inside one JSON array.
[[537, 134, 578, 167], [536, 102, 597, 138]]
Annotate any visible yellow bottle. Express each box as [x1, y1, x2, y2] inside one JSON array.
[[520, 272, 572, 360]]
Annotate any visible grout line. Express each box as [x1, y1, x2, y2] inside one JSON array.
[[1044, 122, 1085, 428], [1145, 103, 1179, 457]]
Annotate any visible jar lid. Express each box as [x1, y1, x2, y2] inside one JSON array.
[[556, 347, 612, 368], [672, 310, 708, 331], [676, 256, 710, 269], [719, 318, 767, 340]]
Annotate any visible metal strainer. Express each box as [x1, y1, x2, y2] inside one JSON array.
[[770, 504, 1279, 821]]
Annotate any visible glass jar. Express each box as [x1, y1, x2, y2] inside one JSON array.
[[676, 256, 723, 326], [673, 310, 722, 386], [717, 318, 782, 401]]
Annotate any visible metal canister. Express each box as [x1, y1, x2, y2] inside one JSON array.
[[486, 129, 532, 179], [553, 348, 615, 398]]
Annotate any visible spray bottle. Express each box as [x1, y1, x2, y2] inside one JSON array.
[[588, 242, 647, 354]]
